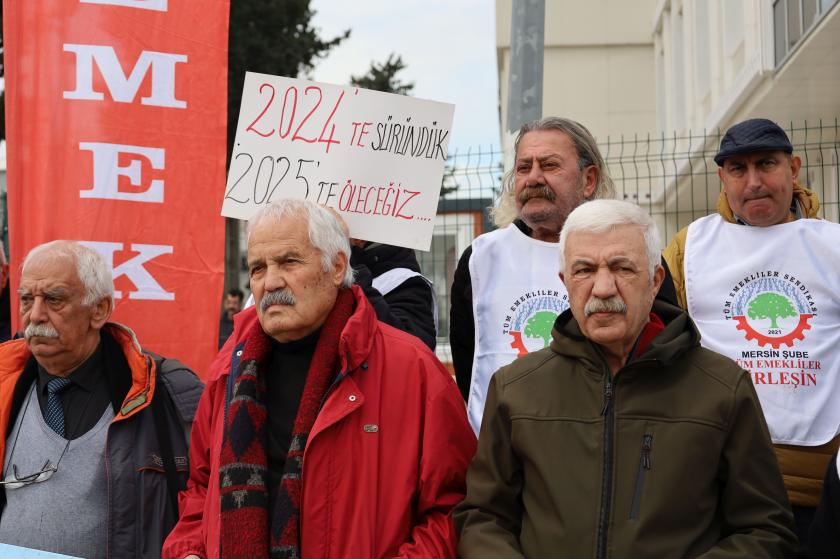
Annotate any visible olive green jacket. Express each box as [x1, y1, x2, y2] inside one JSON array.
[[455, 301, 797, 558]]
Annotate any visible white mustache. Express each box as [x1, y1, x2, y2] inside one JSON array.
[[25, 323, 60, 339], [260, 289, 295, 312], [584, 296, 627, 317]]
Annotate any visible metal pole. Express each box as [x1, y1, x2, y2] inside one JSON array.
[[506, 0, 545, 140]]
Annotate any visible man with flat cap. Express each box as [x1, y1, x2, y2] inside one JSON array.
[[664, 117, 840, 547]]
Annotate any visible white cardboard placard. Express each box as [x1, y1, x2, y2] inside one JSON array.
[[222, 72, 455, 251], [0, 544, 83, 558]]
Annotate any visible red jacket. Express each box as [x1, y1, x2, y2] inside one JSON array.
[[163, 286, 476, 558]]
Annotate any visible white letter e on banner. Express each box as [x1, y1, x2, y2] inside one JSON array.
[[79, 142, 165, 203]]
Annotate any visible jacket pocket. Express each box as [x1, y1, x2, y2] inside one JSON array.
[[629, 434, 653, 520]]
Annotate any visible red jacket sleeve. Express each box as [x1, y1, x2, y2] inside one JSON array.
[[162, 375, 219, 559], [394, 359, 477, 558]]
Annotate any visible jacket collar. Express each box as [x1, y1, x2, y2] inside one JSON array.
[[549, 300, 701, 375], [351, 243, 421, 277], [228, 285, 377, 378], [0, 323, 154, 423], [0, 322, 154, 471]]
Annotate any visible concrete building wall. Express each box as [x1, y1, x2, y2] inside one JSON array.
[[496, 0, 659, 150], [650, 0, 840, 238]]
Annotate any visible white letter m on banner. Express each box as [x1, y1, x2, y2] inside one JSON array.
[[63, 44, 187, 108]]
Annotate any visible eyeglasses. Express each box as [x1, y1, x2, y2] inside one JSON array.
[[0, 382, 93, 491], [0, 460, 59, 489]]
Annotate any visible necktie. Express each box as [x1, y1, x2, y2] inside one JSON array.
[[45, 377, 72, 437]]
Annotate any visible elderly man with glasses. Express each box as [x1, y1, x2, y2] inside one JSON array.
[[0, 240, 203, 558]]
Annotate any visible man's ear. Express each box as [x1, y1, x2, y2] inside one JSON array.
[[559, 271, 566, 285], [582, 166, 598, 199], [651, 265, 665, 298], [331, 252, 349, 288], [90, 296, 113, 329], [718, 167, 732, 201], [790, 155, 802, 181]]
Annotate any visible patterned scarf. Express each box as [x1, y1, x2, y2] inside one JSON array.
[[219, 289, 355, 558]]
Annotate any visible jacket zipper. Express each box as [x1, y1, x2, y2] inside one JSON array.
[[301, 357, 358, 539], [596, 373, 615, 559], [104, 428, 112, 558], [629, 434, 653, 520]]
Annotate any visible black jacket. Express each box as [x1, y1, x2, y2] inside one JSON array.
[[810, 450, 840, 558], [449, 220, 679, 401], [0, 325, 203, 558], [351, 242, 437, 350]]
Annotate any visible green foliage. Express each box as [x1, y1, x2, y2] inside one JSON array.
[[747, 292, 797, 329], [351, 53, 414, 96], [228, 0, 348, 159], [524, 311, 557, 348]]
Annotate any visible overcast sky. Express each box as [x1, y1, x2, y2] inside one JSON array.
[[309, 0, 500, 153]]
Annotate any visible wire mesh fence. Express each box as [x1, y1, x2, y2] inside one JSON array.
[[425, 118, 840, 362], [602, 118, 840, 241]]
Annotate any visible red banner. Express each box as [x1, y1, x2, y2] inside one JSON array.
[[4, 0, 229, 377]]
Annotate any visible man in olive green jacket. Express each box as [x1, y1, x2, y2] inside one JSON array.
[[455, 200, 797, 558]]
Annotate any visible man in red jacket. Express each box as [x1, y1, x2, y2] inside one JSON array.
[[164, 199, 475, 559]]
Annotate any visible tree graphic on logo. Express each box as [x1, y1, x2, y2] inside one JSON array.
[[524, 311, 556, 348], [747, 293, 797, 329]]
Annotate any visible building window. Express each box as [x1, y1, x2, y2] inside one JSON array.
[[774, 0, 838, 65], [803, 0, 819, 29], [774, 1, 787, 65], [787, 0, 803, 49]]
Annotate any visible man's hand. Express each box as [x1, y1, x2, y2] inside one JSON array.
[[184, 555, 202, 559]]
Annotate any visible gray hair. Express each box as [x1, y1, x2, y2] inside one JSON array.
[[558, 200, 661, 279], [491, 117, 616, 227], [21, 240, 115, 310], [248, 199, 354, 288]]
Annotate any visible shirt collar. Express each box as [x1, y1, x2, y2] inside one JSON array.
[[271, 327, 322, 355], [37, 338, 104, 395]]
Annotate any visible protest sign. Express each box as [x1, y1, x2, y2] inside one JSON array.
[[222, 72, 455, 251], [0, 543, 81, 558]]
